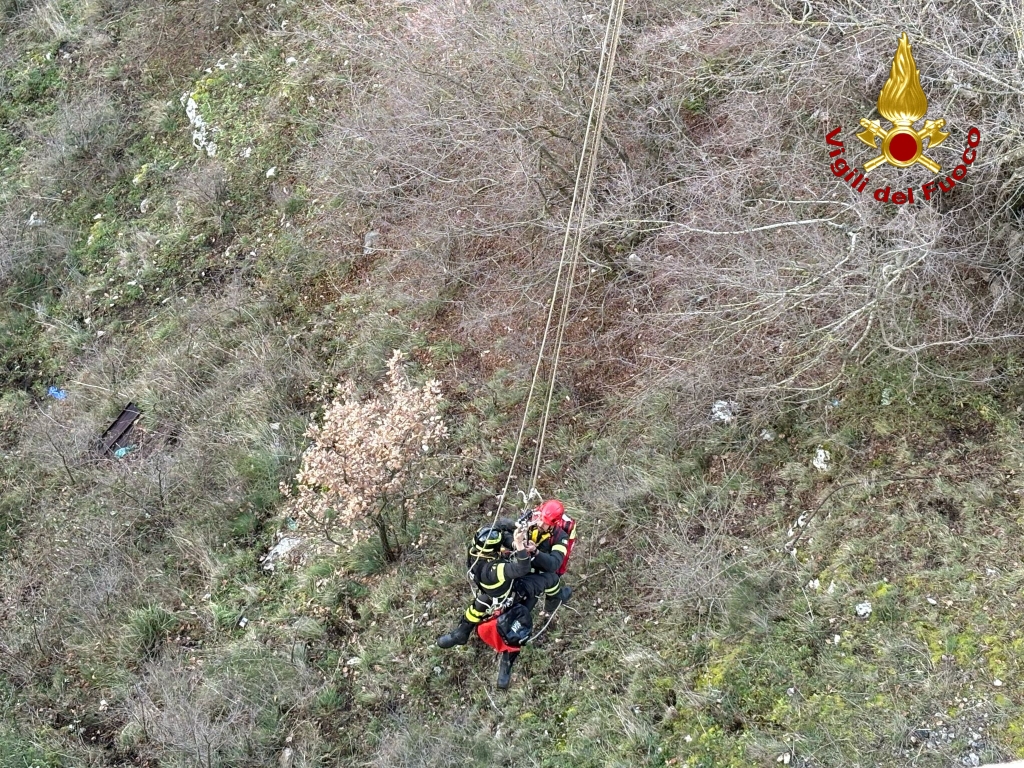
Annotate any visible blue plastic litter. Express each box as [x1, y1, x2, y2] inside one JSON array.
[[113, 445, 136, 459], [47, 386, 68, 400]]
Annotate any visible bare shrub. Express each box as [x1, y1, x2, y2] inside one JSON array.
[[597, 1, 1024, 426], [24, 89, 130, 197], [284, 350, 446, 560], [642, 513, 738, 618], [367, 721, 531, 768], [123, 645, 315, 767]]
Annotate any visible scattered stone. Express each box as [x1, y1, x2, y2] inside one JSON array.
[[181, 94, 217, 157], [261, 536, 302, 571], [363, 230, 380, 255], [27, 211, 45, 227], [711, 400, 737, 424], [856, 601, 872, 618], [760, 429, 775, 441], [266, 166, 277, 178], [813, 446, 831, 472], [993, 679, 1003, 687]]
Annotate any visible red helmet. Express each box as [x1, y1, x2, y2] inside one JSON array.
[[534, 499, 565, 527]]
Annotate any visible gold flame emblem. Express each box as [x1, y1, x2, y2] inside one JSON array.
[[856, 33, 949, 173]]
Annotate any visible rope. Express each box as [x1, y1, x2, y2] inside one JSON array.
[[527, 601, 563, 644], [464, 0, 626, 600], [530, 0, 626, 490], [493, 0, 623, 519]]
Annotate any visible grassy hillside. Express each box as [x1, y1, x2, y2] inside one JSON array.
[[2, 0, 1024, 766]]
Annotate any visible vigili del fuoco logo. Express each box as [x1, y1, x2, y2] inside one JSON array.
[[824, 32, 980, 205]]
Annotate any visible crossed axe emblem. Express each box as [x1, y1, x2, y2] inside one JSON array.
[[856, 118, 949, 174]]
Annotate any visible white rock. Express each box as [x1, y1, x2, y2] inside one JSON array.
[[261, 536, 302, 571], [266, 166, 277, 178], [927, 597, 937, 605], [27, 211, 45, 227], [363, 230, 380, 255], [285, 57, 297, 65], [856, 601, 872, 618], [812, 447, 831, 472], [99, 699, 109, 711], [807, 579, 820, 590], [760, 429, 775, 441], [993, 679, 1003, 687], [182, 94, 218, 157], [833, 634, 841, 645], [711, 400, 737, 424]]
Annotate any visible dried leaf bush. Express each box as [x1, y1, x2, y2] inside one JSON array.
[[283, 351, 447, 560]]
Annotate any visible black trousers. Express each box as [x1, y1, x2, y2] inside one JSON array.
[[514, 571, 560, 612]]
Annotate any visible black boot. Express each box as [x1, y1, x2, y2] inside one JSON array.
[[544, 585, 572, 612], [437, 619, 474, 649], [497, 651, 515, 689]]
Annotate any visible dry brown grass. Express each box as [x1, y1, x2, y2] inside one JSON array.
[[296, 0, 1024, 449]]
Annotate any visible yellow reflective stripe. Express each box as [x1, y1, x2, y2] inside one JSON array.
[[478, 563, 506, 590], [551, 544, 568, 555]]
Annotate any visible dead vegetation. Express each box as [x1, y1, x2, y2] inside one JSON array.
[[3, 0, 1024, 764]]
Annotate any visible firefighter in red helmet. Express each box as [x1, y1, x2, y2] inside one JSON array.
[[487, 499, 576, 689], [515, 499, 576, 612]]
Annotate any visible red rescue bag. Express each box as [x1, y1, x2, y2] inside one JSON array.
[[476, 603, 532, 652]]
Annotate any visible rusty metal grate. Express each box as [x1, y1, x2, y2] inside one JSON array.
[[97, 402, 142, 456]]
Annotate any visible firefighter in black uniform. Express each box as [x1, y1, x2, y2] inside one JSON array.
[[516, 500, 573, 612], [437, 524, 549, 648]]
